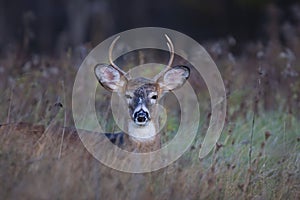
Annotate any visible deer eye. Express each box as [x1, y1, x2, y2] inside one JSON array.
[[125, 94, 133, 99], [151, 95, 158, 100]]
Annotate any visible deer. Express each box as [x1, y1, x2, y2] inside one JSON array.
[[94, 34, 190, 153]]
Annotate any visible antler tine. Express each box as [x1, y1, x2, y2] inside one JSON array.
[[154, 34, 175, 81], [165, 34, 174, 68], [109, 36, 127, 76]]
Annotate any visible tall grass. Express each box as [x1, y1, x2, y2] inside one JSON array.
[[0, 6, 300, 199]]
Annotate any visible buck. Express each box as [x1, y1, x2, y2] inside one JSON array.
[[94, 35, 190, 152]]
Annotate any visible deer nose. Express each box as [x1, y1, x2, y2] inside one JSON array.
[[134, 110, 149, 125]]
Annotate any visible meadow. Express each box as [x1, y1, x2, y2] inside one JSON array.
[[0, 27, 300, 200]]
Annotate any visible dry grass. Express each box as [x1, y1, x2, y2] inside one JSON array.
[[0, 113, 299, 199], [0, 19, 300, 199]]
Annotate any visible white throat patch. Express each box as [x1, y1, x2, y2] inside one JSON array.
[[128, 121, 157, 142]]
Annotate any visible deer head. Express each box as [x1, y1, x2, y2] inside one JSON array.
[[94, 35, 190, 142]]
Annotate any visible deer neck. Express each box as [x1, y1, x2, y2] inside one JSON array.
[[128, 121, 156, 142], [127, 120, 160, 152]]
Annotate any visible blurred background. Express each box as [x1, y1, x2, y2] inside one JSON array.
[[1, 0, 300, 119], [0, 0, 300, 56]]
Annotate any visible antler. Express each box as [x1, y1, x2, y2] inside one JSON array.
[[109, 36, 127, 76], [109, 34, 174, 80], [154, 34, 175, 81]]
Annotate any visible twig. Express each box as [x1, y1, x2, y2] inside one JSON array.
[[7, 87, 14, 124], [58, 80, 66, 159], [249, 112, 255, 169], [244, 72, 260, 196], [283, 120, 286, 153], [243, 112, 255, 197]]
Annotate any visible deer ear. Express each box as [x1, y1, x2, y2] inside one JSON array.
[[94, 64, 126, 92], [157, 65, 190, 92]]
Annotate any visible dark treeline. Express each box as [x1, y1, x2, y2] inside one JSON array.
[[0, 0, 299, 55]]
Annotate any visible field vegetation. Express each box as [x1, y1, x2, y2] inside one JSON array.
[[0, 4, 299, 200]]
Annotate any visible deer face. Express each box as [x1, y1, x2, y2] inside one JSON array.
[[94, 35, 190, 127]]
